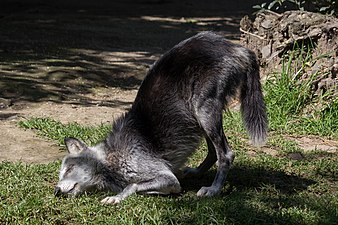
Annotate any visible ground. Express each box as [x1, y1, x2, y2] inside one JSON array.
[[0, 0, 336, 163]]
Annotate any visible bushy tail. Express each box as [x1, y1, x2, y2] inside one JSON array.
[[240, 56, 268, 146]]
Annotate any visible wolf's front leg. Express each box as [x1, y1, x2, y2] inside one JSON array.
[[101, 172, 181, 204], [101, 184, 137, 204], [183, 137, 217, 178]]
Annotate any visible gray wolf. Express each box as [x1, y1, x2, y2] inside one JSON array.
[[54, 31, 267, 204]]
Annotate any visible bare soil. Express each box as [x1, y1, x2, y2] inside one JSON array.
[[0, 0, 336, 163]]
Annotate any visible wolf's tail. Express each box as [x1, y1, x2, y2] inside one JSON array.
[[240, 53, 268, 146]]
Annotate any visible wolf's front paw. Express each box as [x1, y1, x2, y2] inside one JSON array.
[[101, 196, 122, 205], [196, 186, 220, 197]]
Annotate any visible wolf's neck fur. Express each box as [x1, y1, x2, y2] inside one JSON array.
[[106, 109, 152, 154]]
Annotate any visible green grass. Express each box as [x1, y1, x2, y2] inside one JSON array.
[[264, 45, 338, 139], [1, 112, 337, 224], [1, 46, 337, 224], [0, 148, 337, 224]]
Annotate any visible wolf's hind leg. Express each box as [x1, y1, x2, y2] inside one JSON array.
[[195, 106, 234, 197], [196, 134, 234, 197], [101, 171, 181, 204], [183, 137, 217, 177]]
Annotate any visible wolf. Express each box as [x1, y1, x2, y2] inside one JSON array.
[[54, 31, 267, 204]]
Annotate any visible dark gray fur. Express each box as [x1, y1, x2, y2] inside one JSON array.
[[55, 32, 268, 204]]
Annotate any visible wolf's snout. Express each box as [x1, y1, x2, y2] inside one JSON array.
[[54, 186, 61, 197]]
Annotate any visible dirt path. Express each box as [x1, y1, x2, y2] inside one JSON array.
[[1, 0, 336, 163], [1, 0, 255, 163]]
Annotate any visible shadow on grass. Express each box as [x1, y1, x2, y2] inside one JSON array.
[[180, 165, 315, 195], [174, 166, 335, 225], [0, 0, 258, 107], [165, 189, 336, 225]]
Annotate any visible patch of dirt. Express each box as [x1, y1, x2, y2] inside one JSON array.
[[0, 122, 64, 163], [2, 88, 138, 125], [247, 146, 279, 157], [247, 135, 337, 158], [287, 136, 338, 153], [0, 0, 257, 163]]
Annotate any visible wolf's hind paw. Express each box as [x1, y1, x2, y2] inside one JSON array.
[[196, 186, 220, 197], [101, 196, 122, 205]]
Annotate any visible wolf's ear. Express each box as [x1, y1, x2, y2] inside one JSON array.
[[64, 137, 87, 154]]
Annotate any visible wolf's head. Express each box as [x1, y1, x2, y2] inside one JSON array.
[[55, 138, 107, 197]]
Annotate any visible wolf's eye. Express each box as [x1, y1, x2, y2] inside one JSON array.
[[64, 164, 75, 175]]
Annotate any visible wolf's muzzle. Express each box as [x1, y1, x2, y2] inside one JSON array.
[[54, 186, 62, 197]]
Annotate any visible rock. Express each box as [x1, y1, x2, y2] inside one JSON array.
[[0, 98, 11, 109], [261, 44, 271, 58], [287, 152, 305, 160], [309, 27, 322, 37], [261, 19, 273, 29], [240, 15, 253, 32]]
